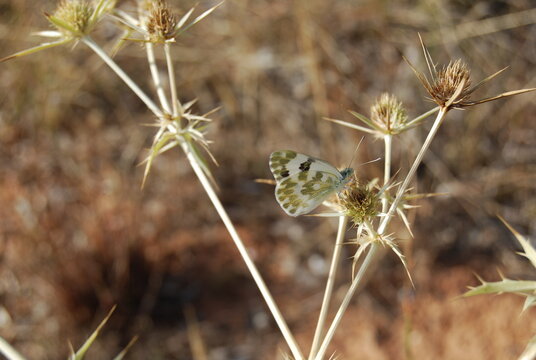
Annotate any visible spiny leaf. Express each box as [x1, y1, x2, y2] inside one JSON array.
[[323, 117, 376, 135], [112, 336, 138, 360], [522, 295, 536, 313], [0, 38, 72, 62], [499, 215, 536, 268], [71, 306, 116, 360], [463, 279, 536, 297]]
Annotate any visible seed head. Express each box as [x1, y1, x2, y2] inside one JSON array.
[[340, 183, 380, 225], [52, 0, 94, 36], [427, 59, 472, 108], [147, 0, 178, 43], [370, 93, 408, 135]]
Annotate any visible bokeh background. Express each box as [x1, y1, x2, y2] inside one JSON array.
[[1, 0, 535, 359]]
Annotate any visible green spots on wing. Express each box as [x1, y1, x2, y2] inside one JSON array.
[[298, 171, 308, 181], [270, 151, 298, 180]]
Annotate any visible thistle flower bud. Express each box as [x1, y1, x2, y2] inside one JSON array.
[[370, 93, 408, 135], [147, 0, 178, 43], [340, 183, 380, 225], [51, 0, 94, 36]]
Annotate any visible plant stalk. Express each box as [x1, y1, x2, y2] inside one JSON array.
[[378, 107, 447, 235], [308, 216, 348, 360], [179, 141, 305, 360], [0, 337, 26, 360], [164, 43, 182, 118], [381, 134, 392, 214], [314, 107, 448, 359], [146, 42, 172, 114], [313, 242, 379, 360], [82, 37, 163, 118]]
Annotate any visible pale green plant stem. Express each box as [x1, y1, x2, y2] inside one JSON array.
[[381, 134, 392, 214], [84, 33, 303, 359], [146, 43, 172, 114], [0, 337, 26, 360], [164, 43, 182, 118], [308, 215, 348, 360], [82, 37, 163, 118], [314, 107, 448, 360], [313, 243, 379, 360], [179, 141, 304, 360], [160, 38, 303, 359], [378, 107, 447, 234], [405, 106, 440, 128]]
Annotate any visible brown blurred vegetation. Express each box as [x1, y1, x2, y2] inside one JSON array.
[[0, 0, 535, 359]]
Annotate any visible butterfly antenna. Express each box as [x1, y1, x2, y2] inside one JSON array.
[[359, 157, 382, 167], [346, 137, 365, 169]]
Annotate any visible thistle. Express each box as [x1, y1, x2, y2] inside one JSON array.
[[339, 182, 380, 226], [115, 0, 223, 44], [405, 35, 536, 110], [0, 0, 115, 62]]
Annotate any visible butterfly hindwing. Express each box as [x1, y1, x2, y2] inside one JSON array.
[[269, 150, 352, 216]]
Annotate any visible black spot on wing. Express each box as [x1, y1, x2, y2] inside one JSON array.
[[299, 160, 312, 171]]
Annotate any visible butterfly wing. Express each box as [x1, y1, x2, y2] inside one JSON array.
[[270, 150, 344, 216]]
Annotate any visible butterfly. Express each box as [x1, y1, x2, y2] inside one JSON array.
[[269, 150, 354, 216]]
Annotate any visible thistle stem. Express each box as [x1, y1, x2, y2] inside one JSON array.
[[146, 42, 172, 114], [164, 43, 183, 118], [0, 336, 26, 360], [381, 134, 392, 214], [82, 37, 163, 118], [179, 141, 305, 360], [315, 107, 448, 359], [378, 107, 447, 235], [313, 242, 379, 360], [308, 216, 348, 360]]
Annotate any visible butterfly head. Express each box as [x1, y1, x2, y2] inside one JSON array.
[[340, 168, 354, 183]]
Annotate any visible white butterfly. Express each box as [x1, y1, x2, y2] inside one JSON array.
[[269, 150, 354, 216]]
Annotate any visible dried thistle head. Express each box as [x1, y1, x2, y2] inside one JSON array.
[[405, 35, 536, 110], [370, 93, 408, 135], [340, 183, 380, 225], [426, 59, 472, 108], [50, 0, 94, 36], [146, 0, 179, 43]]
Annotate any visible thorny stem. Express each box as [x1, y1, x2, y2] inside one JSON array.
[[179, 141, 305, 360], [0, 336, 26, 360], [315, 107, 449, 359], [146, 42, 172, 114], [382, 134, 392, 214], [308, 216, 348, 360], [164, 43, 182, 118], [82, 37, 163, 118]]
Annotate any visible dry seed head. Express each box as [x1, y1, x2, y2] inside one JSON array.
[[147, 0, 178, 42], [370, 93, 408, 135], [429, 59, 472, 107], [52, 0, 94, 36], [340, 183, 380, 225]]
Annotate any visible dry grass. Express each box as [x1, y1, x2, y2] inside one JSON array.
[[0, 0, 535, 358]]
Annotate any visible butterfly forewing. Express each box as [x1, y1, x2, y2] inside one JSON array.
[[269, 150, 349, 216]]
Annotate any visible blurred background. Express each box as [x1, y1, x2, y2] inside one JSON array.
[[1, 0, 535, 359]]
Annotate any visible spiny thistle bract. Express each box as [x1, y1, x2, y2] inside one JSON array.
[[46, 0, 114, 38], [405, 35, 536, 110], [370, 93, 409, 135]]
